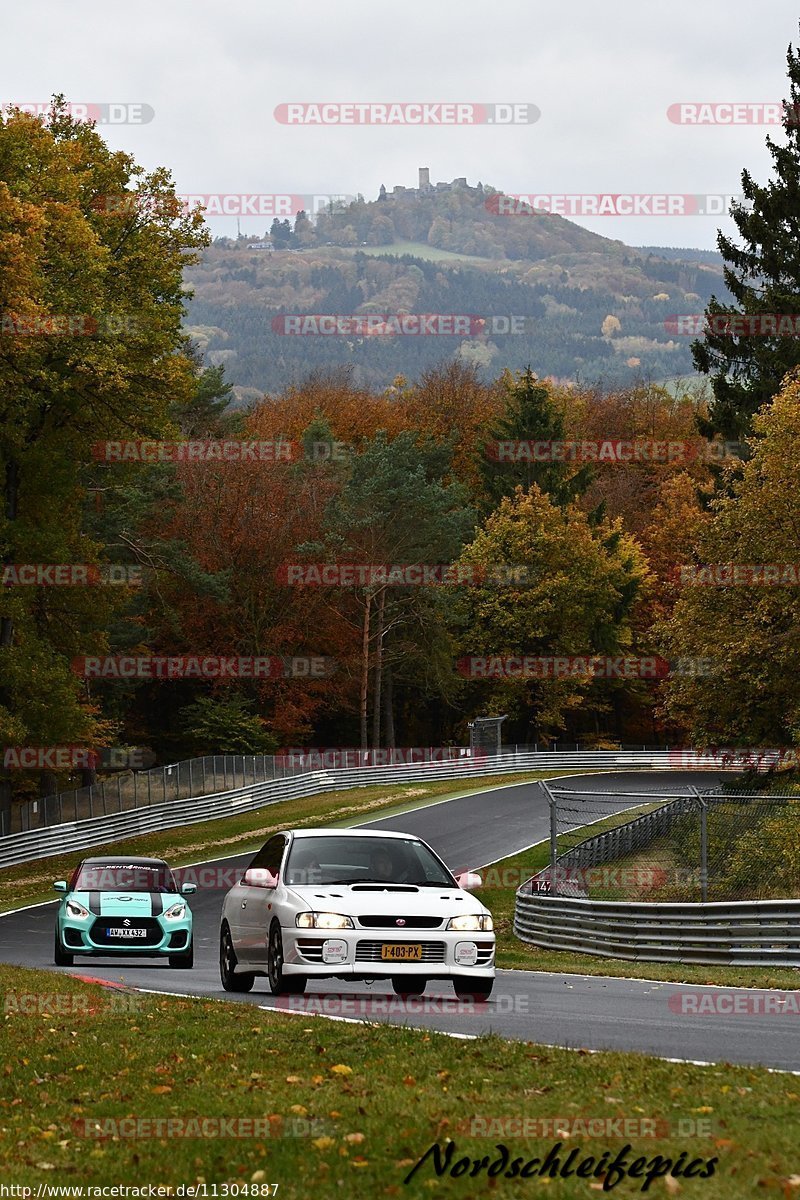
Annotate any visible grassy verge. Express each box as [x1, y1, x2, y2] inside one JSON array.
[[0, 771, 572, 912], [479, 840, 800, 990], [0, 965, 794, 1197]]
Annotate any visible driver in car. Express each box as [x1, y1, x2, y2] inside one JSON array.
[[369, 847, 399, 881]]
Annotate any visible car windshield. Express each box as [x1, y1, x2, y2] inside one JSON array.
[[71, 863, 177, 893], [284, 836, 456, 887]]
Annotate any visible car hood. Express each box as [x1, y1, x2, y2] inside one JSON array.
[[67, 891, 182, 917], [285, 883, 488, 918]]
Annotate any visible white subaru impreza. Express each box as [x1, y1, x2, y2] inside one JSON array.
[[219, 828, 495, 999]]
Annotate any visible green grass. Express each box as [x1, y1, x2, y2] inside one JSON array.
[[479, 838, 800, 990], [0, 772, 572, 913], [352, 240, 497, 264], [0, 964, 796, 1197]]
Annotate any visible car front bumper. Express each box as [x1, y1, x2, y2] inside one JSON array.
[[282, 926, 495, 978], [58, 912, 192, 956]]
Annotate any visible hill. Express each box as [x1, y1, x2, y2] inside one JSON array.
[[183, 179, 729, 398]]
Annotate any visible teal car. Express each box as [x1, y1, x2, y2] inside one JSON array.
[[53, 855, 196, 969]]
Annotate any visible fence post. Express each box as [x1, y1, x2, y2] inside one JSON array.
[[699, 797, 708, 903], [689, 786, 708, 902], [542, 780, 558, 897]]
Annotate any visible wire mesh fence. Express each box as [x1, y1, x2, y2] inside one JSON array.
[[2, 745, 506, 836], [536, 781, 800, 902]]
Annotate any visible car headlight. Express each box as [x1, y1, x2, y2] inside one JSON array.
[[446, 914, 494, 931], [296, 912, 354, 929], [164, 903, 186, 920], [65, 900, 90, 919]]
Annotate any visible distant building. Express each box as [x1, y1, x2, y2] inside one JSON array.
[[247, 240, 273, 251], [378, 171, 483, 203], [418, 167, 431, 191]]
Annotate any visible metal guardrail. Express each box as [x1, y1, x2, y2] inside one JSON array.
[[516, 783, 800, 966], [0, 749, 726, 870], [514, 893, 800, 967]]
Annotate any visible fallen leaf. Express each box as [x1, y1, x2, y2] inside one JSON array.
[[330, 1065, 352, 1076], [313, 1137, 335, 1151]]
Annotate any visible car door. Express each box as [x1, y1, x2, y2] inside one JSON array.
[[237, 835, 286, 963]]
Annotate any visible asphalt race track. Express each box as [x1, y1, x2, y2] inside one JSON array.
[[3, 770, 798, 1072]]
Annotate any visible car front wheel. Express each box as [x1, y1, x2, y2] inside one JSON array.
[[169, 939, 194, 969], [453, 976, 493, 1001], [392, 976, 427, 998], [267, 923, 306, 995], [54, 927, 73, 967], [219, 924, 255, 993]]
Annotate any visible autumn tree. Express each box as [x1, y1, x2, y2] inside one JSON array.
[[662, 372, 800, 744], [455, 487, 648, 739], [0, 100, 207, 812]]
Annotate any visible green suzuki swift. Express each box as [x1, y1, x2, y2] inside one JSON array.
[[53, 855, 196, 968]]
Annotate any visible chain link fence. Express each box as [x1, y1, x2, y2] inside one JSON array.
[[536, 781, 800, 902], [2, 746, 509, 836]]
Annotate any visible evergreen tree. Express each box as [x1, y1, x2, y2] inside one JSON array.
[[693, 29, 800, 440], [479, 369, 592, 510]]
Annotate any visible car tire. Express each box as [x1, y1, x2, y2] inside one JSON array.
[[391, 976, 427, 998], [169, 939, 194, 969], [267, 922, 306, 995], [453, 976, 493, 1001], [220, 923, 255, 993], [54, 927, 73, 967]]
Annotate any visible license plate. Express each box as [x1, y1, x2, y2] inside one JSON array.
[[107, 927, 147, 939], [380, 944, 422, 961]]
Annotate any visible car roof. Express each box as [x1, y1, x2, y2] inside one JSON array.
[[284, 828, 423, 841], [79, 856, 170, 867]]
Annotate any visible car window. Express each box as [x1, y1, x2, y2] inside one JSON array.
[[71, 862, 177, 893], [249, 835, 286, 876], [284, 836, 454, 886]]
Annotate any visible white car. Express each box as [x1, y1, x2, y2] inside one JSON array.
[[219, 828, 495, 999]]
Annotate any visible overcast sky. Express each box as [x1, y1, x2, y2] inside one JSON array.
[[3, 1, 800, 250]]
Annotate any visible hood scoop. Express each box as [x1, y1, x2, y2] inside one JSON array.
[[349, 883, 419, 892]]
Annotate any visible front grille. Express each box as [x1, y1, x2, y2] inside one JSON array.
[[358, 915, 443, 929], [297, 938, 325, 962], [90, 917, 162, 948], [355, 940, 446, 963]]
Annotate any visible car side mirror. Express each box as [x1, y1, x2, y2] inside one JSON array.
[[455, 871, 482, 891], [243, 867, 278, 889], [181, 883, 197, 895], [53, 881, 67, 893]]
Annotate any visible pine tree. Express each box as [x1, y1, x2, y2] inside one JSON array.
[[693, 29, 800, 440], [479, 369, 592, 511]]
